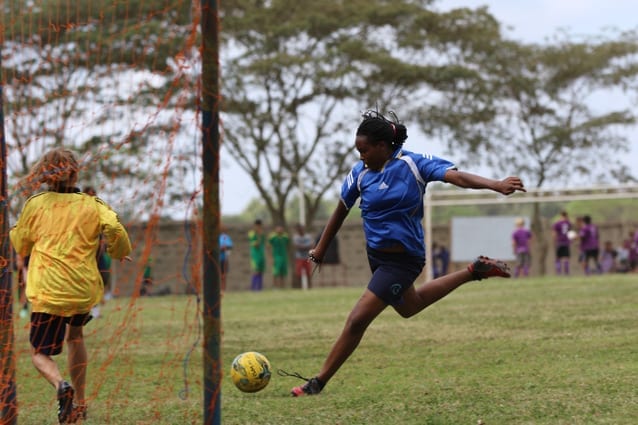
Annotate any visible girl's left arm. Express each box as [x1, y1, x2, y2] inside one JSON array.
[[444, 169, 526, 195]]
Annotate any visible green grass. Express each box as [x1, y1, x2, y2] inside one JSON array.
[[13, 274, 638, 424]]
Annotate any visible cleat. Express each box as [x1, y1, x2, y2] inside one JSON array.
[[467, 256, 511, 280], [57, 381, 74, 424], [291, 376, 324, 397]]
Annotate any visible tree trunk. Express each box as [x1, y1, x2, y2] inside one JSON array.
[[531, 201, 547, 276]]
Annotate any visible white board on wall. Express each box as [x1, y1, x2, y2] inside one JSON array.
[[450, 216, 528, 262]]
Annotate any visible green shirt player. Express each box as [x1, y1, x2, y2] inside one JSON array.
[[248, 219, 266, 291], [268, 226, 290, 289]]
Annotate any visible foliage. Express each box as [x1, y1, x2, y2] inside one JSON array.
[[563, 198, 638, 224], [3, 1, 637, 224], [219, 0, 504, 228], [1, 0, 198, 220], [420, 31, 638, 187]]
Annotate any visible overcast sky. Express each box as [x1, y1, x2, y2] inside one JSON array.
[[219, 0, 638, 215]]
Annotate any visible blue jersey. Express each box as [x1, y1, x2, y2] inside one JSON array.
[[340, 149, 455, 257]]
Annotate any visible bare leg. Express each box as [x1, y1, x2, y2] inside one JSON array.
[[316, 290, 387, 385], [394, 269, 474, 318], [32, 351, 64, 388], [308, 257, 509, 388], [67, 325, 87, 404]]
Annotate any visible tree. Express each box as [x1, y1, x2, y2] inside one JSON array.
[[220, 0, 504, 228], [2, 0, 198, 220], [418, 31, 638, 273]]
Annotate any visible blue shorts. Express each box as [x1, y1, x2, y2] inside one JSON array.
[[366, 247, 425, 305], [30, 312, 92, 356]]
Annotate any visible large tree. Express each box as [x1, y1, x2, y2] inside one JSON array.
[[220, 0, 504, 227], [2, 0, 197, 220]]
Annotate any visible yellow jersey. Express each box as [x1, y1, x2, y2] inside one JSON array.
[[10, 190, 132, 316]]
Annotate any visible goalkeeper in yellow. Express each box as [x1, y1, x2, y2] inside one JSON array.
[[10, 148, 132, 424]]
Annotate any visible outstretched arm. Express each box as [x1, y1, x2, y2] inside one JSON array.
[[444, 169, 526, 195], [310, 201, 350, 262]]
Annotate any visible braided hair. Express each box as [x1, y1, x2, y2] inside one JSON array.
[[356, 110, 408, 150]]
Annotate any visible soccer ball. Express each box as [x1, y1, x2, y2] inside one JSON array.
[[230, 351, 272, 393], [567, 230, 578, 241]]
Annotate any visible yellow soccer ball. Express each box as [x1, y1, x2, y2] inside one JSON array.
[[230, 351, 272, 393]]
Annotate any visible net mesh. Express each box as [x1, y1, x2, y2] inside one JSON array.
[[2, 1, 212, 423]]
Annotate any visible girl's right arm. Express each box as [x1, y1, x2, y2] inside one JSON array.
[[310, 201, 349, 262]]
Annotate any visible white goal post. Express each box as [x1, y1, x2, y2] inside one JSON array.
[[424, 183, 638, 281]]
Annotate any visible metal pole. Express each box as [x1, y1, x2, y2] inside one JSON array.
[[425, 186, 433, 282], [200, 1, 222, 424], [0, 46, 18, 425]]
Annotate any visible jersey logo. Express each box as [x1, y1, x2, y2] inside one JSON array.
[[379, 182, 389, 190]]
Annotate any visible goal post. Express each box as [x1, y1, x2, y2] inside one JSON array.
[[424, 184, 638, 281]]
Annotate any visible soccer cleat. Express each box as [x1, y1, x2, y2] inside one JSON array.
[[291, 376, 325, 397], [57, 381, 75, 424], [467, 256, 511, 280]]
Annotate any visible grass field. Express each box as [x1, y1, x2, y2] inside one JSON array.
[[12, 274, 638, 424]]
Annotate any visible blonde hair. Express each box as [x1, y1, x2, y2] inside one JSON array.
[[515, 217, 525, 227], [20, 148, 79, 194]]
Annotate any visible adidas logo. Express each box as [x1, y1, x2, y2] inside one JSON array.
[[379, 182, 389, 190]]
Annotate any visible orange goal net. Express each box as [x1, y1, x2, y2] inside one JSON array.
[[1, 1, 217, 423]]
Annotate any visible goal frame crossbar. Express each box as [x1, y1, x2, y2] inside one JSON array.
[[424, 183, 638, 280]]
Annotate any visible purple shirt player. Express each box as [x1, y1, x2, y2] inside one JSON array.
[[579, 215, 602, 275], [553, 211, 572, 274], [512, 218, 532, 277], [553, 216, 572, 247], [579, 223, 600, 251], [512, 228, 532, 254]]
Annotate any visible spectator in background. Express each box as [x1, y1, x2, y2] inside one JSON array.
[[248, 219, 266, 291], [293, 224, 314, 289], [432, 243, 450, 279], [579, 215, 602, 275], [437, 245, 450, 277], [140, 257, 153, 296], [512, 217, 533, 277], [268, 225, 290, 289], [615, 240, 632, 273], [219, 226, 233, 291], [315, 227, 340, 265], [552, 210, 573, 275], [600, 241, 617, 273]]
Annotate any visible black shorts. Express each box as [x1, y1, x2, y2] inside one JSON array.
[[584, 249, 600, 262], [556, 246, 570, 259], [366, 247, 424, 305], [30, 312, 92, 356]]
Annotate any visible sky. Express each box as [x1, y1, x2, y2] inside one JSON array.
[[219, 0, 638, 215]]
